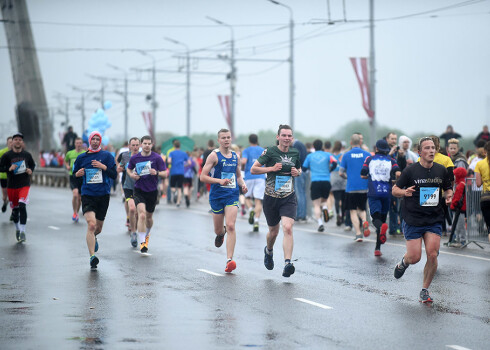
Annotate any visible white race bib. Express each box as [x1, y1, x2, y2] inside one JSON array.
[[86, 168, 103, 184], [220, 172, 236, 188], [420, 187, 439, 207], [135, 161, 152, 176], [13, 160, 26, 175], [275, 175, 292, 193]]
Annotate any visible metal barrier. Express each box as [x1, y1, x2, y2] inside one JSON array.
[[31, 168, 69, 188], [464, 177, 489, 249]]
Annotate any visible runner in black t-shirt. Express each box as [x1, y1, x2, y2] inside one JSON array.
[[391, 137, 453, 303]]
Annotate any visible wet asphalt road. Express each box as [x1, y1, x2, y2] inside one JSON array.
[[1, 186, 489, 350]]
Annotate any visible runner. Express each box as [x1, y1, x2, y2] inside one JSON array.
[[0, 136, 13, 213], [392, 137, 453, 303], [0, 133, 35, 242], [360, 139, 400, 256], [168, 140, 189, 207], [117, 137, 140, 247], [251, 124, 302, 278], [302, 139, 337, 232], [200, 129, 247, 273], [127, 135, 167, 254], [64, 137, 85, 223], [73, 131, 117, 268], [241, 134, 266, 232]]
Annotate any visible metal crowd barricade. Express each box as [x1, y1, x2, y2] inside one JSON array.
[[463, 177, 489, 249]]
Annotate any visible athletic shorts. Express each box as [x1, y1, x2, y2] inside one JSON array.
[[310, 181, 332, 200], [402, 220, 443, 240], [0, 179, 7, 189], [368, 196, 390, 215], [263, 193, 297, 227], [123, 188, 134, 201], [81, 194, 110, 221], [7, 186, 30, 208], [170, 174, 184, 188], [133, 188, 158, 213], [345, 192, 367, 211], [244, 178, 265, 200], [209, 196, 239, 215], [183, 177, 193, 187], [69, 175, 82, 192]]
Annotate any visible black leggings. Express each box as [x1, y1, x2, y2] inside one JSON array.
[[12, 202, 27, 225], [480, 201, 490, 234], [371, 212, 388, 249], [332, 190, 345, 217]]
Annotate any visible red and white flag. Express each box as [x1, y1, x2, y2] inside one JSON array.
[[350, 57, 374, 119], [217, 95, 233, 138], [141, 111, 153, 139]]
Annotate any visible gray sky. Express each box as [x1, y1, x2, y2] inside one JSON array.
[[1, 0, 490, 145]]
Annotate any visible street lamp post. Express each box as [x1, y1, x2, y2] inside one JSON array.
[[268, 0, 295, 130], [206, 16, 236, 140], [165, 37, 191, 137]]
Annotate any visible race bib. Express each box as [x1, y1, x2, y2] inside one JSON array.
[[135, 161, 152, 176], [275, 175, 292, 193], [420, 187, 439, 207], [13, 160, 26, 174], [220, 172, 236, 188], [86, 168, 103, 184], [375, 182, 390, 195]]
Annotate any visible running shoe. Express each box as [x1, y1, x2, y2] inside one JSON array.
[[419, 289, 433, 303], [94, 238, 99, 253], [140, 241, 148, 253], [1, 201, 7, 213], [362, 221, 370, 237], [215, 233, 225, 248], [130, 232, 137, 247], [282, 263, 295, 277], [379, 223, 388, 244], [329, 210, 334, 219], [225, 260, 237, 273], [322, 208, 329, 223], [253, 223, 259, 232], [9, 213, 14, 222], [74, 214, 79, 223], [19, 232, 26, 242], [72, 213, 77, 222], [374, 250, 382, 257], [394, 258, 408, 279], [336, 215, 342, 227], [264, 246, 274, 270], [90, 255, 99, 269], [354, 235, 363, 242], [248, 210, 255, 225], [344, 226, 352, 231], [15, 230, 20, 242], [318, 224, 324, 232]]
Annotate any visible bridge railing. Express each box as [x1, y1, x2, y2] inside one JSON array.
[[31, 168, 69, 188]]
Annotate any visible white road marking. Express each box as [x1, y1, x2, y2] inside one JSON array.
[[446, 345, 472, 350], [133, 251, 152, 256], [197, 269, 224, 277], [294, 298, 333, 310], [48, 226, 60, 230]]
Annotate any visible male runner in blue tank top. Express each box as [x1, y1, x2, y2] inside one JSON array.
[[200, 129, 248, 273]]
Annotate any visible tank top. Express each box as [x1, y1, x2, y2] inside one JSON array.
[[209, 150, 239, 200]]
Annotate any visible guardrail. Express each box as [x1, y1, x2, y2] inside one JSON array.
[[463, 177, 489, 249], [31, 168, 69, 188]]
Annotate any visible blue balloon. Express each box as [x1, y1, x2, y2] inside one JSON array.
[[102, 135, 110, 146], [103, 101, 112, 110]]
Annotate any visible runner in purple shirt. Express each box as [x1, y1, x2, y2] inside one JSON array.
[[127, 135, 168, 253]]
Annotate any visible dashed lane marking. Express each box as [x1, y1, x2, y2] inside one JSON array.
[[48, 226, 60, 230], [197, 269, 224, 277], [294, 298, 333, 310], [446, 345, 472, 350]]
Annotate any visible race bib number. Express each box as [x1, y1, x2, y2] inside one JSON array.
[[220, 172, 236, 188], [420, 187, 439, 207], [275, 175, 292, 193], [86, 168, 103, 184], [13, 160, 26, 174], [136, 161, 152, 176]]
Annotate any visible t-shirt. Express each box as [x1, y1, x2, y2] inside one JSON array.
[[64, 149, 85, 175], [0, 150, 36, 188], [128, 151, 167, 192], [242, 145, 265, 180], [73, 150, 116, 196], [169, 149, 189, 176], [302, 150, 337, 182], [209, 150, 239, 200], [118, 151, 136, 190], [475, 159, 490, 192], [0, 147, 9, 180], [396, 162, 452, 226], [62, 131, 78, 151], [339, 147, 371, 192], [256, 146, 301, 199], [361, 153, 399, 198]]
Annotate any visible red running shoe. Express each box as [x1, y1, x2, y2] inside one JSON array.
[[225, 260, 236, 273], [380, 223, 388, 244], [363, 221, 370, 237], [374, 250, 382, 256]]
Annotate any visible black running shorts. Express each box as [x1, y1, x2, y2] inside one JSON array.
[[263, 193, 297, 227], [0, 179, 7, 188], [170, 174, 184, 188], [69, 175, 82, 192], [81, 194, 110, 221], [310, 181, 332, 200], [123, 188, 134, 200], [133, 188, 158, 213], [345, 192, 367, 211]]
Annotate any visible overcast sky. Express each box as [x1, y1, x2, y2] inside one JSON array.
[[1, 0, 490, 145]]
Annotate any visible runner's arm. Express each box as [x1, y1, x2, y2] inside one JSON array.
[[200, 152, 227, 185]]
